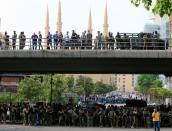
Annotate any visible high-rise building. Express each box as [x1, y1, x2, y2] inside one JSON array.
[[113, 74, 136, 92]]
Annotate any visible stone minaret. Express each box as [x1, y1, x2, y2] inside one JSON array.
[[44, 5, 50, 48], [170, 13, 172, 50], [57, 0, 62, 33], [103, 1, 109, 37], [45, 4, 50, 39], [88, 9, 93, 33], [0, 18, 2, 38]]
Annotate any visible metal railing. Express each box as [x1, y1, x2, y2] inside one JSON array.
[[0, 37, 170, 51]]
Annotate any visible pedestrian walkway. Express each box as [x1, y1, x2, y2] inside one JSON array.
[[0, 126, 172, 131]]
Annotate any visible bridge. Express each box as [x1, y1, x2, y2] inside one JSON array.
[[0, 50, 172, 75]]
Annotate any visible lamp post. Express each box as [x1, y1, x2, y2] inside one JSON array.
[[50, 74, 53, 104]]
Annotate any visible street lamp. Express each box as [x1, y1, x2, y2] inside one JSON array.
[[50, 74, 53, 104]]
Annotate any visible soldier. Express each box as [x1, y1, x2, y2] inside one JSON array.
[[23, 106, 29, 125], [122, 109, 128, 127], [168, 108, 172, 127], [86, 109, 93, 127], [131, 108, 138, 128], [98, 107, 105, 127], [58, 108, 64, 126], [78, 108, 84, 126], [108, 106, 116, 127], [143, 108, 151, 128], [12, 31, 17, 50]]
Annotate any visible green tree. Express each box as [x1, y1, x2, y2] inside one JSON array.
[[93, 81, 114, 95], [75, 76, 94, 97], [18, 76, 42, 102], [66, 76, 75, 92], [0, 94, 18, 103], [137, 74, 162, 95], [131, 0, 172, 16], [148, 87, 172, 103], [41, 75, 52, 102], [52, 74, 69, 104]]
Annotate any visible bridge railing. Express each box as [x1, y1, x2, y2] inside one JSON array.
[[0, 37, 170, 50]]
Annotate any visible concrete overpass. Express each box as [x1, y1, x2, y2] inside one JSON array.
[[0, 50, 172, 75]]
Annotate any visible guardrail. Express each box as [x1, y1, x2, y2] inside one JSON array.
[[0, 37, 170, 50]]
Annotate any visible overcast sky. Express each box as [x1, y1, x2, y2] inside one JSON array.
[[0, 0, 153, 37]]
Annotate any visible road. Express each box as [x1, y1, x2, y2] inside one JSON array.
[[0, 125, 171, 131]]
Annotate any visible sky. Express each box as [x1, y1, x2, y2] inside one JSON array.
[[0, 0, 153, 37]]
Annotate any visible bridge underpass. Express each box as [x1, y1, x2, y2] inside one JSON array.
[[0, 50, 172, 75]]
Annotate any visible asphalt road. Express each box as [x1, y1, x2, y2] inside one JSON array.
[[0, 125, 172, 131]]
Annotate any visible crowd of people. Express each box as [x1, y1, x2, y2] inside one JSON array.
[[0, 101, 172, 128], [0, 30, 167, 50]]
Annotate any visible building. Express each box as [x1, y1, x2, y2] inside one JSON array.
[[160, 21, 170, 39], [113, 74, 136, 92], [144, 23, 160, 34], [0, 74, 23, 93], [66, 74, 114, 85]]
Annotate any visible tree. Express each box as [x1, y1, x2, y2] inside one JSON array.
[[75, 76, 94, 97], [131, 0, 172, 16], [148, 87, 172, 103], [137, 74, 162, 95], [18, 76, 42, 102], [66, 76, 75, 92], [93, 81, 114, 95], [52, 74, 69, 104]]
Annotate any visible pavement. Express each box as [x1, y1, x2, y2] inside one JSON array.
[[0, 125, 172, 131]]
